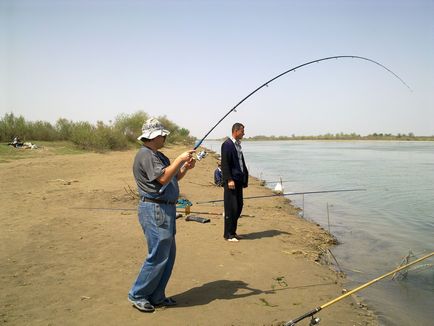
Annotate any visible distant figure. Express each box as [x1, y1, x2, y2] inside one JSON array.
[[214, 161, 223, 186], [9, 136, 23, 148], [221, 123, 248, 242]]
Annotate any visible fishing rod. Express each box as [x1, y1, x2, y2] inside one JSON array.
[[72, 207, 136, 211], [194, 55, 411, 150], [71, 207, 223, 215], [285, 251, 434, 326], [196, 188, 366, 205]]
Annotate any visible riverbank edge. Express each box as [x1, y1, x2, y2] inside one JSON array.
[[202, 145, 379, 324]]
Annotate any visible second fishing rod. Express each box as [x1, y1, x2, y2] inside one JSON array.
[[196, 188, 366, 205]]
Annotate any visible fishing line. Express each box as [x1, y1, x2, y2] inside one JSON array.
[[196, 188, 366, 204], [194, 55, 411, 150]]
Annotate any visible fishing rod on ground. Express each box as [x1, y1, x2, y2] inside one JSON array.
[[284, 251, 434, 326], [71, 207, 223, 216], [193, 55, 412, 150], [196, 188, 366, 205]]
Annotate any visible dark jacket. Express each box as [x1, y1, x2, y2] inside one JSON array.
[[221, 138, 248, 187]]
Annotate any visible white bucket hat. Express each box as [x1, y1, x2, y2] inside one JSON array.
[[137, 117, 170, 140]]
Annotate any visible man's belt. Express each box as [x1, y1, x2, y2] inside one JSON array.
[[141, 197, 177, 205]]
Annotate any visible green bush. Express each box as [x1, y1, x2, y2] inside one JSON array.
[[0, 111, 196, 150], [70, 121, 95, 150], [157, 115, 195, 145], [27, 121, 59, 141], [0, 113, 28, 142], [113, 111, 149, 142], [93, 121, 129, 151], [114, 111, 195, 145], [55, 118, 74, 140]]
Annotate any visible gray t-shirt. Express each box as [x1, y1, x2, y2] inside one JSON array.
[[133, 146, 170, 194]]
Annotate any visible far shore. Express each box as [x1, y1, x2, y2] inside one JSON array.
[[207, 137, 434, 141]]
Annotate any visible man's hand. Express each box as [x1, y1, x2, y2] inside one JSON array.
[[228, 179, 235, 189], [179, 150, 196, 162], [184, 158, 196, 170]]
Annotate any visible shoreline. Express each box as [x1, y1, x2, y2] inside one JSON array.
[[0, 144, 378, 325], [200, 145, 378, 321]]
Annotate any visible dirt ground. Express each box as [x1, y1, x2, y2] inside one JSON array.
[[0, 144, 378, 326]]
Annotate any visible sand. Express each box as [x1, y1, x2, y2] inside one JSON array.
[[0, 144, 378, 325]]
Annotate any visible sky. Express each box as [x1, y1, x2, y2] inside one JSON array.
[[1, 0, 433, 138]]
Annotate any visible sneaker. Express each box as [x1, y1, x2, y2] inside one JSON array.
[[227, 237, 239, 242], [128, 297, 155, 312]]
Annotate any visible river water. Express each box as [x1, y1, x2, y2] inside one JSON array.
[[203, 140, 434, 326]]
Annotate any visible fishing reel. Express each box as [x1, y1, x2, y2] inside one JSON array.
[[309, 316, 320, 325], [196, 150, 207, 161]]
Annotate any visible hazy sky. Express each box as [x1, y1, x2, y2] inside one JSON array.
[[1, 0, 433, 138]]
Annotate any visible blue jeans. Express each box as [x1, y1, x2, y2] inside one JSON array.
[[128, 201, 177, 304]]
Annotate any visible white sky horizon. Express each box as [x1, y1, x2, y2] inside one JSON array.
[[2, 0, 433, 138]]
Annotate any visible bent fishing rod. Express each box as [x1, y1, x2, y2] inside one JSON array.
[[196, 188, 366, 204], [194, 55, 411, 150], [285, 251, 434, 326]]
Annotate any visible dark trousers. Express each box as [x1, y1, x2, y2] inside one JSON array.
[[223, 181, 243, 238]]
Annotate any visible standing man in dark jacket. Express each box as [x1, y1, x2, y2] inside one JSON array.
[[221, 123, 248, 242]]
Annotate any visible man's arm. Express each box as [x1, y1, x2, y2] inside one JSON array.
[[176, 158, 196, 181], [157, 150, 194, 185], [221, 142, 232, 181], [221, 141, 236, 189]]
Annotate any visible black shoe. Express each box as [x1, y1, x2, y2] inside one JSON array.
[[153, 297, 177, 307]]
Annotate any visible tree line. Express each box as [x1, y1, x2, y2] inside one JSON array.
[[0, 112, 196, 151]]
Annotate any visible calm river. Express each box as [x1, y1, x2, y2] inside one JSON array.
[[204, 140, 434, 326]]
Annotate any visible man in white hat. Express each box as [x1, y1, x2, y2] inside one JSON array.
[[128, 117, 195, 312]]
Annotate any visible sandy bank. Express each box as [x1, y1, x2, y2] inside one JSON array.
[[0, 144, 377, 325]]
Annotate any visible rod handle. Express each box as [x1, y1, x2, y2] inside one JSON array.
[[285, 307, 321, 326]]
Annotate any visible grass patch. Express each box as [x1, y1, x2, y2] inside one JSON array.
[[0, 141, 87, 163]]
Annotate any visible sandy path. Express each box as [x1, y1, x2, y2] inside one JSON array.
[[0, 145, 377, 325]]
